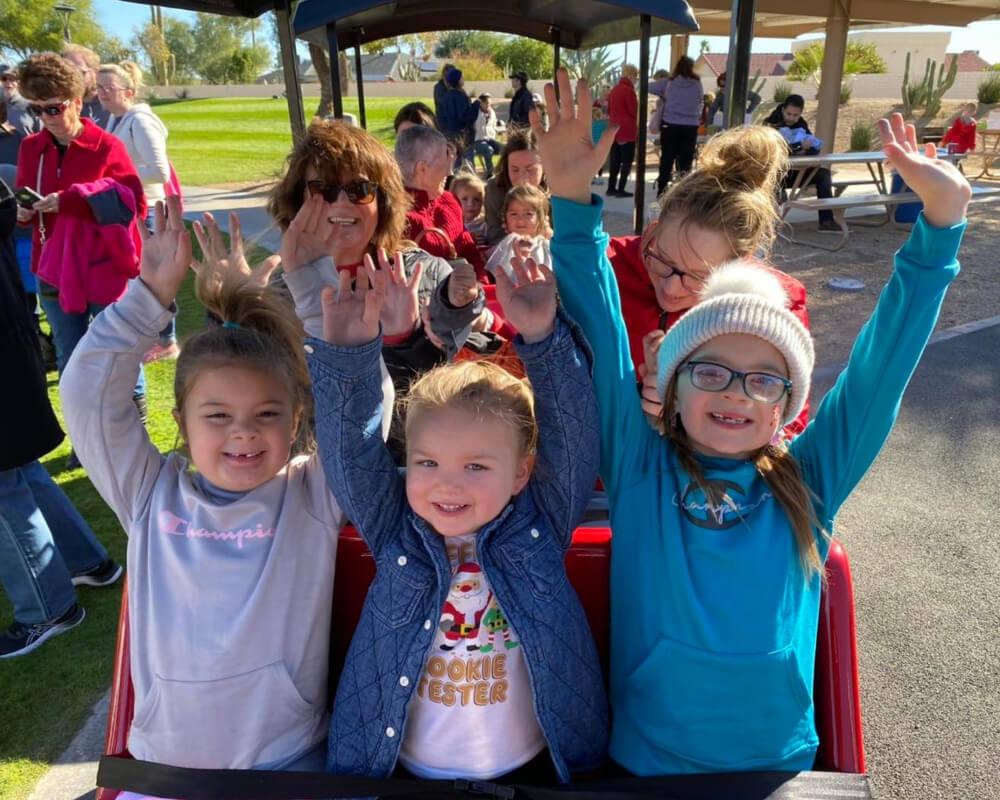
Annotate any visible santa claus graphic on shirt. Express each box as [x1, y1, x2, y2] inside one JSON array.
[[439, 563, 492, 652]]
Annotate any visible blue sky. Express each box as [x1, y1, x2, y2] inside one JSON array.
[[92, 0, 1000, 71]]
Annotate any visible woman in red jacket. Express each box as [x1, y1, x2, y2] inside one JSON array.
[[606, 64, 639, 198], [607, 125, 813, 437], [15, 53, 147, 468]]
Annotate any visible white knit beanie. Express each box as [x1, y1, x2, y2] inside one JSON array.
[[656, 261, 815, 425]]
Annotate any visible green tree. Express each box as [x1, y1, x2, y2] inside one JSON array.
[[186, 12, 270, 84], [0, 0, 107, 59], [135, 22, 171, 84], [161, 16, 197, 83], [563, 46, 616, 87], [787, 40, 888, 85], [434, 30, 503, 59], [100, 36, 137, 63], [491, 37, 553, 79]]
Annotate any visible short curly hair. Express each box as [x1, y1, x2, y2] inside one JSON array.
[[18, 52, 84, 101]]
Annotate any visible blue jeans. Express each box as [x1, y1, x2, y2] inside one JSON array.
[[0, 461, 108, 623], [38, 281, 146, 398], [465, 139, 502, 178]]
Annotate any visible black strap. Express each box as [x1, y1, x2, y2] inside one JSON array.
[[98, 757, 872, 800]]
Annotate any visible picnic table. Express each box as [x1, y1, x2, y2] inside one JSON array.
[[968, 129, 1000, 180]]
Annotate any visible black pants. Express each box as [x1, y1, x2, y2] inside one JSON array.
[[785, 150, 834, 223], [608, 141, 636, 193], [657, 123, 698, 195]]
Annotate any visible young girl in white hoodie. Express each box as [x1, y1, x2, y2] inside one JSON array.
[[61, 198, 392, 798]]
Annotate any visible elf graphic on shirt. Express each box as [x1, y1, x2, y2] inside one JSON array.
[[439, 563, 491, 652], [480, 600, 518, 653]]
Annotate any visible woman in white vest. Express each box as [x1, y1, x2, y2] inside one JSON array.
[[97, 61, 178, 363]]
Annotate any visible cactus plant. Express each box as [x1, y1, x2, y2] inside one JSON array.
[[901, 51, 958, 117], [748, 69, 765, 98]]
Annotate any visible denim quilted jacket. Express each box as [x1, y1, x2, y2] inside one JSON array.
[[306, 310, 609, 781]]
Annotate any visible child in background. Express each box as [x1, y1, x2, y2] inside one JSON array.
[[536, 70, 969, 776], [59, 198, 392, 796], [486, 185, 552, 279], [304, 250, 607, 783], [450, 171, 488, 245], [941, 102, 978, 154]]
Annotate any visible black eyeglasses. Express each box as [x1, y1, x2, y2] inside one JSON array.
[[306, 179, 379, 205], [27, 100, 71, 117], [643, 246, 709, 291], [683, 361, 791, 404]]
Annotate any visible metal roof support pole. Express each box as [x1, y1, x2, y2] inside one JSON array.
[[814, 0, 850, 154], [634, 13, 651, 235], [354, 33, 367, 129], [275, 0, 306, 143], [552, 28, 561, 103], [326, 23, 344, 119], [724, 0, 755, 128]]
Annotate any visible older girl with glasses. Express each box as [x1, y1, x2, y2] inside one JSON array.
[[606, 124, 813, 437], [14, 52, 148, 469]]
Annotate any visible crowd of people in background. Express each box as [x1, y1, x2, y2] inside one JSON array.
[[0, 43, 980, 800]]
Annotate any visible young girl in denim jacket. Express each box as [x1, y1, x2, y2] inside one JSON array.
[[301, 250, 608, 783], [535, 70, 969, 776]]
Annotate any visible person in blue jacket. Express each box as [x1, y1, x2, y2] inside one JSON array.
[[303, 250, 608, 782], [533, 68, 970, 776], [436, 67, 480, 171]]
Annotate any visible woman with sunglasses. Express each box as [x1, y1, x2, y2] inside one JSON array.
[[606, 124, 813, 436], [269, 119, 486, 458], [15, 53, 147, 469]]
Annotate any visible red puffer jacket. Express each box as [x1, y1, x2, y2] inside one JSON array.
[[404, 187, 486, 279]]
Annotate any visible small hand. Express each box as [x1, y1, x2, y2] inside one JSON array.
[[371, 249, 423, 338], [32, 192, 59, 213], [638, 330, 665, 432], [16, 206, 35, 223], [192, 211, 280, 287], [530, 68, 618, 205], [419, 297, 448, 351], [279, 193, 335, 273], [139, 196, 192, 309], [878, 113, 971, 228], [320, 264, 385, 347], [494, 255, 556, 344], [447, 259, 480, 308]]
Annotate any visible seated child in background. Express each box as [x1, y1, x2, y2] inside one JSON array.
[[451, 171, 488, 245], [486, 184, 552, 279], [941, 102, 978, 154], [58, 199, 395, 798], [304, 253, 608, 783]]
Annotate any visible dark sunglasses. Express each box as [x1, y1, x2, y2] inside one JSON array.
[[27, 100, 71, 117], [306, 179, 379, 205]]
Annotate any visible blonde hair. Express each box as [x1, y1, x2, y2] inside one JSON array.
[[651, 125, 788, 259], [659, 373, 828, 579], [269, 119, 411, 258], [622, 64, 639, 80], [175, 263, 313, 453], [405, 361, 537, 457], [97, 61, 143, 92], [450, 170, 485, 200], [62, 44, 100, 71], [503, 184, 551, 238]]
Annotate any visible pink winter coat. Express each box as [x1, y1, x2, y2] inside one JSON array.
[[35, 179, 141, 313]]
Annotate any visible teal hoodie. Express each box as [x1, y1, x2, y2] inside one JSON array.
[[550, 195, 962, 775]]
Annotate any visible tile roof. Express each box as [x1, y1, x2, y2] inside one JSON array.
[[696, 52, 794, 77], [943, 51, 991, 72]]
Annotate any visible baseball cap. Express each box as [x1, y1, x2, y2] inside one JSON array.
[[514, 70, 528, 82], [478, 92, 491, 101], [0, 64, 16, 78]]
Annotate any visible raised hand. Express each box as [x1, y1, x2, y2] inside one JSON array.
[[878, 113, 971, 228], [639, 330, 665, 431], [494, 255, 556, 344], [279, 193, 335, 272], [139, 196, 192, 309], [447, 259, 480, 308], [320, 264, 385, 347], [192, 211, 280, 287], [370, 249, 423, 338], [530, 67, 618, 205]]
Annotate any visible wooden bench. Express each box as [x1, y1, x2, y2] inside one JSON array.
[[967, 130, 1000, 180], [780, 185, 1000, 251]]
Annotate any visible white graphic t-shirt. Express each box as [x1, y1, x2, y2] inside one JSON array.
[[398, 534, 546, 779]]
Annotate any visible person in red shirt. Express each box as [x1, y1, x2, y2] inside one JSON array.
[[395, 124, 487, 279], [607, 125, 813, 437], [941, 103, 978, 154], [606, 64, 639, 198]]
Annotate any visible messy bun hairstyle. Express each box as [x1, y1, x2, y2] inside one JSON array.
[[650, 125, 788, 259], [174, 263, 314, 453]]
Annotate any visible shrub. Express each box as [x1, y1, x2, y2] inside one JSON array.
[[840, 80, 853, 105], [978, 75, 1000, 105], [453, 53, 505, 81], [773, 81, 793, 104], [849, 121, 876, 152]]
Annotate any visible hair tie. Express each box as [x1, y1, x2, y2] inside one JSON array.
[[222, 321, 242, 330]]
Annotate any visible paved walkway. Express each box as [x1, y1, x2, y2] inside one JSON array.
[[26, 181, 1000, 800]]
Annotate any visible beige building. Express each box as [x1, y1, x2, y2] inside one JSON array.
[[792, 30, 951, 74]]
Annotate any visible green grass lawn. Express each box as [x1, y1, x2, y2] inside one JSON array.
[[0, 230, 268, 800], [154, 96, 416, 186]]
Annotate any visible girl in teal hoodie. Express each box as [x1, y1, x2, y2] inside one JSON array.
[[529, 69, 971, 776]]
